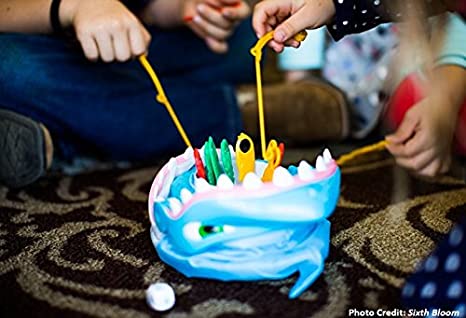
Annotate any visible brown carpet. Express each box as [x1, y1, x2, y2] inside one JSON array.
[[1, 151, 465, 318]]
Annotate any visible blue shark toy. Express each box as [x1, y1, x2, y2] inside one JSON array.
[[148, 143, 340, 299]]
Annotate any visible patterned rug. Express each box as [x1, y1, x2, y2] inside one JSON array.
[[1, 150, 465, 318]]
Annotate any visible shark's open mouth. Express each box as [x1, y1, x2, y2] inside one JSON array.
[[148, 143, 340, 299], [149, 147, 338, 221]]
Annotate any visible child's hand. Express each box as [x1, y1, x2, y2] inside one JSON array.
[[62, 0, 151, 62], [185, 0, 251, 53], [386, 94, 457, 177], [252, 0, 335, 52]]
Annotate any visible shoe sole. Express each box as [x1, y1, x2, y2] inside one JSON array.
[[0, 109, 46, 188]]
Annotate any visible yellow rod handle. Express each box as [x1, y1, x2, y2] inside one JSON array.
[[250, 31, 274, 158], [250, 31, 307, 159], [139, 55, 192, 148], [255, 56, 267, 158], [261, 139, 281, 182], [336, 140, 388, 166], [235, 132, 256, 182]]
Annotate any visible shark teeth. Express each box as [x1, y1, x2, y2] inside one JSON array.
[[315, 155, 326, 172], [242, 172, 263, 190], [167, 197, 182, 214], [164, 147, 337, 206], [228, 145, 235, 156], [217, 174, 234, 190], [180, 188, 193, 203], [155, 196, 165, 203], [323, 148, 333, 164], [272, 167, 294, 187], [297, 160, 315, 181], [195, 178, 214, 193]]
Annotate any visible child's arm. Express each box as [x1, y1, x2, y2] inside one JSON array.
[[252, 0, 452, 52], [1, 0, 55, 33], [0, 0, 151, 62], [386, 13, 466, 177]]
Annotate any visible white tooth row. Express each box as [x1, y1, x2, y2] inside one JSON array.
[[163, 149, 333, 212], [165, 188, 193, 214]]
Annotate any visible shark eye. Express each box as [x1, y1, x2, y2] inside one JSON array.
[[199, 225, 224, 238]]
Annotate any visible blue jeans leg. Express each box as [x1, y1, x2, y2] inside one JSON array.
[[0, 20, 256, 161]]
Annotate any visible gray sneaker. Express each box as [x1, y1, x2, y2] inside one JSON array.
[[0, 109, 47, 188]]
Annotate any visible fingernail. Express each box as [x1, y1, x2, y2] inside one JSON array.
[[222, 10, 231, 17], [256, 32, 261, 39], [193, 15, 201, 23], [197, 4, 204, 12], [275, 29, 286, 42]]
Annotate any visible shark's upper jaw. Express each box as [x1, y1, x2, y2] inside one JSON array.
[[149, 147, 338, 222]]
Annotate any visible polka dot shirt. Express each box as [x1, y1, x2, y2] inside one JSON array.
[[402, 218, 465, 315], [329, 0, 417, 40]]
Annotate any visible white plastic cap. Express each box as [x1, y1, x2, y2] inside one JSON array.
[[146, 282, 176, 311]]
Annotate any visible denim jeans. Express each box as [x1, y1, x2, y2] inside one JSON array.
[[0, 20, 256, 161]]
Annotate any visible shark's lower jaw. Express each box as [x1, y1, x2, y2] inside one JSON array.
[[152, 219, 330, 299], [148, 147, 340, 299]]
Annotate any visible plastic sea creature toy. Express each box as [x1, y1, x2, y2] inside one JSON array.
[[148, 137, 340, 299]]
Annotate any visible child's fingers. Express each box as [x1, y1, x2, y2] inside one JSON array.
[[188, 22, 229, 53], [94, 32, 114, 62], [285, 39, 300, 48], [204, 0, 226, 9], [273, 7, 311, 43], [252, 0, 286, 37], [385, 142, 406, 157], [386, 136, 425, 158], [399, 133, 429, 158], [418, 158, 443, 177], [128, 25, 151, 57], [395, 149, 434, 172], [386, 133, 424, 158], [269, 40, 285, 53], [222, 1, 250, 21], [188, 22, 209, 41], [197, 3, 233, 29], [193, 15, 232, 40], [77, 33, 99, 61], [261, 15, 279, 35], [266, 12, 291, 30], [386, 115, 418, 145], [205, 36, 228, 53], [267, 15, 278, 28], [112, 30, 132, 62], [261, 18, 283, 51], [386, 143, 409, 158]]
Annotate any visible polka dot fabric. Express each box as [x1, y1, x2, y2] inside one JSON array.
[[402, 218, 466, 314], [329, 0, 390, 40]]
